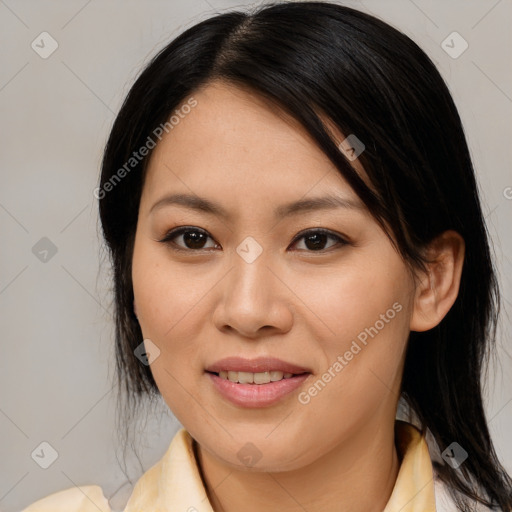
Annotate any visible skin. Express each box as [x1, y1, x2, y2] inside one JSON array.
[[131, 80, 465, 512]]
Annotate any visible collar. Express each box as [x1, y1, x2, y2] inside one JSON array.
[[124, 420, 436, 512], [124, 427, 212, 512], [383, 420, 436, 511]]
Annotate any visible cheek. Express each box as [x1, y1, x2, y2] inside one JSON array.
[[293, 302, 410, 464], [132, 241, 207, 339], [291, 246, 412, 354], [131, 238, 213, 418], [293, 250, 412, 418]]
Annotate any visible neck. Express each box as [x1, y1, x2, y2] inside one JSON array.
[[195, 420, 400, 512]]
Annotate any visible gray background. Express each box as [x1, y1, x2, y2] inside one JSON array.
[[1, 1, 511, 511]]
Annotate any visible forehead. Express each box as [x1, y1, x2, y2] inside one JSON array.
[[142, 81, 367, 204]]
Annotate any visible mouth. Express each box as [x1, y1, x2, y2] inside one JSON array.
[[205, 356, 312, 407], [205, 370, 308, 384], [205, 356, 312, 381]]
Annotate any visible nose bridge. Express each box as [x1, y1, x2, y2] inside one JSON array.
[[229, 240, 274, 305]]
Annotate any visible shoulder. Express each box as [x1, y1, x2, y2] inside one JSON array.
[[20, 485, 111, 512]]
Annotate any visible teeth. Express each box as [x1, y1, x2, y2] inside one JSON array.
[[237, 371, 254, 384], [218, 370, 296, 384], [227, 371, 241, 383], [270, 370, 283, 381]]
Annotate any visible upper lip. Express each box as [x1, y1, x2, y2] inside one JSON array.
[[205, 356, 311, 375]]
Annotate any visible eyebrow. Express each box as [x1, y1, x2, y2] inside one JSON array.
[[149, 192, 365, 220]]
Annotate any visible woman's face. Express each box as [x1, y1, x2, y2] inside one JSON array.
[[132, 81, 418, 471]]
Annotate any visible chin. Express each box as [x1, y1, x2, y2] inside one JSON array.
[[202, 435, 315, 473]]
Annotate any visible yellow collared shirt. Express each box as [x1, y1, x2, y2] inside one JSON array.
[[21, 421, 438, 512]]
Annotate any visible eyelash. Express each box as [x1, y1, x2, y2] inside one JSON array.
[[157, 226, 349, 253]]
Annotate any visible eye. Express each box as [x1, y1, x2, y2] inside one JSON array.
[[158, 226, 219, 251], [289, 228, 348, 252], [158, 226, 348, 253]]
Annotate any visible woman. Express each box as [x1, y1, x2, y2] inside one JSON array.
[[22, 1, 512, 511]]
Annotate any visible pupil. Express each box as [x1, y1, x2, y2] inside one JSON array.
[[305, 233, 327, 251], [184, 231, 206, 249]]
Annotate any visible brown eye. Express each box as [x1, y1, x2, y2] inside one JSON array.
[[159, 227, 219, 251], [290, 229, 348, 252]]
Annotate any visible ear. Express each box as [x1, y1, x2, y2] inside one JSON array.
[[410, 230, 465, 332]]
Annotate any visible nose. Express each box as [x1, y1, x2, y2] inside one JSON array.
[[212, 249, 294, 339]]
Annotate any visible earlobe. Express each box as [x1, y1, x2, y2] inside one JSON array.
[[410, 230, 465, 332]]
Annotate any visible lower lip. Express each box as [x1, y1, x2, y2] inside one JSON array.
[[207, 372, 310, 408]]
